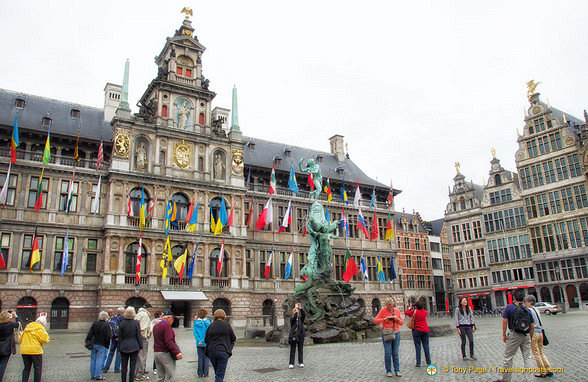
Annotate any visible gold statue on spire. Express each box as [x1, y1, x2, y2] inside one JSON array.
[[181, 7, 193, 19], [491, 147, 496, 159], [526, 80, 541, 100], [455, 162, 461, 174]]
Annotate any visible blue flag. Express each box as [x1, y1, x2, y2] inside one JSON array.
[[389, 256, 397, 281], [288, 164, 299, 194], [325, 206, 330, 223], [377, 256, 386, 283], [219, 197, 228, 226], [60, 228, 69, 277], [370, 185, 376, 210], [284, 247, 293, 279], [187, 238, 200, 280], [164, 201, 173, 235], [360, 255, 368, 280], [247, 163, 251, 185]]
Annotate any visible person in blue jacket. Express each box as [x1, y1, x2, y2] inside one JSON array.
[[193, 309, 211, 378]]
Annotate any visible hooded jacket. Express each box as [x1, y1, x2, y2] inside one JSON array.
[[20, 322, 50, 355], [193, 317, 211, 347]]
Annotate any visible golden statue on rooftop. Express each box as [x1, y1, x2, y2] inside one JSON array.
[[181, 7, 193, 19], [491, 147, 496, 158], [526, 80, 541, 100], [455, 162, 461, 174]]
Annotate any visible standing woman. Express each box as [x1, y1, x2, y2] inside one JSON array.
[[374, 298, 404, 377], [524, 295, 554, 378], [0, 310, 20, 381], [455, 298, 477, 360], [193, 309, 211, 377], [117, 307, 143, 382], [204, 309, 236, 382], [288, 303, 306, 369], [20, 314, 50, 382], [86, 311, 112, 380], [405, 300, 432, 367]]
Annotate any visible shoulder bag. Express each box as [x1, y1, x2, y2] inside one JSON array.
[[533, 307, 548, 346], [14, 322, 23, 345], [382, 328, 395, 341], [85, 336, 95, 351], [407, 312, 415, 330]]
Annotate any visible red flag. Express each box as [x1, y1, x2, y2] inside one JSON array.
[[0, 249, 6, 269], [256, 196, 273, 231], [135, 232, 142, 283], [245, 202, 253, 227], [507, 292, 513, 305], [269, 164, 276, 194], [96, 140, 104, 169], [185, 195, 196, 223], [264, 246, 273, 280], [308, 173, 314, 191], [216, 238, 225, 277], [127, 191, 133, 217], [227, 202, 235, 227], [468, 297, 474, 311], [445, 298, 450, 313], [342, 250, 359, 282], [370, 211, 379, 240], [387, 182, 394, 205]]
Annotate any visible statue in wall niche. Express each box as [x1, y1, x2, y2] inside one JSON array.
[[298, 158, 322, 201], [214, 154, 225, 179], [177, 99, 191, 129], [136, 142, 147, 170]]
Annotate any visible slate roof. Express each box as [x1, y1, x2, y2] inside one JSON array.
[[427, 218, 445, 236], [243, 136, 395, 192], [0, 88, 112, 143], [393, 212, 427, 233]]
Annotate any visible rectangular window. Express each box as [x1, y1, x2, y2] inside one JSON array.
[[468, 277, 477, 288], [451, 225, 461, 243], [549, 132, 562, 150], [27, 175, 49, 209], [0, 172, 17, 206], [562, 187, 576, 211], [531, 164, 544, 187], [458, 279, 466, 289], [404, 237, 410, 249], [185, 69, 192, 78], [455, 251, 464, 271], [534, 117, 546, 133], [538, 136, 550, 155], [176, 67, 183, 76], [21, 234, 43, 271], [461, 223, 472, 241], [465, 250, 475, 270], [548, 261, 561, 282], [0, 233, 11, 266], [432, 258, 443, 270], [560, 259, 575, 280], [548, 190, 562, 214], [537, 193, 550, 217], [520, 167, 532, 189], [543, 161, 556, 184], [59, 180, 79, 213], [416, 256, 423, 269], [535, 263, 548, 283], [54, 236, 74, 272], [568, 154, 581, 177], [573, 185, 588, 209], [574, 258, 588, 279], [86, 239, 98, 272], [406, 255, 412, 269], [555, 157, 569, 180], [480, 275, 488, 287], [526, 140, 538, 158], [476, 248, 486, 267]]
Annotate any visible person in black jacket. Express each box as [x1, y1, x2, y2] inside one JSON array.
[[85, 310, 112, 381], [288, 303, 306, 369], [117, 307, 143, 382], [204, 309, 236, 382], [0, 310, 20, 382]]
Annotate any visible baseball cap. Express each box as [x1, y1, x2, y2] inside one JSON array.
[[162, 311, 175, 317], [143, 303, 153, 309]]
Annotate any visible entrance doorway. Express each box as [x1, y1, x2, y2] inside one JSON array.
[[566, 285, 579, 308], [170, 300, 188, 328], [50, 297, 69, 329], [262, 299, 274, 327], [125, 297, 147, 312], [212, 298, 231, 322], [17, 297, 37, 325]]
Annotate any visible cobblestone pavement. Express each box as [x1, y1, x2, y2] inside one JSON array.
[[4, 311, 587, 381]]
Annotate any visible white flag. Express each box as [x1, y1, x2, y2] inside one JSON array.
[[0, 163, 11, 206], [91, 175, 101, 214]]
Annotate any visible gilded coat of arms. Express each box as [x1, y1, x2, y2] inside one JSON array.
[[232, 149, 244, 175], [113, 129, 130, 158], [174, 140, 192, 169]]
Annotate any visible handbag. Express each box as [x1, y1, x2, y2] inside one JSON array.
[[382, 328, 395, 341], [533, 307, 548, 346], [407, 314, 415, 330], [85, 336, 95, 351], [14, 322, 23, 345]]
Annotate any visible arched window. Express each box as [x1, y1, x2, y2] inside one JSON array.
[[540, 287, 552, 303], [171, 193, 189, 229], [125, 297, 147, 312], [494, 174, 502, 186], [17, 296, 37, 325], [199, 112, 205, 125], [125, 242, 147, 275], [162, 105, 168, 118], [459, 197, 466, 210], [209, 197, 229, 234], [170, 245, 187, 278], [210, 246, 229, 277], [50, 297, 69, 329], [176, 55, 194, 78], [371, 298, 381, 318], [212, 298, 231, 318], [262, 299, 274, 327], [552, 286, 563, 303], [129, 187, 151, 218]]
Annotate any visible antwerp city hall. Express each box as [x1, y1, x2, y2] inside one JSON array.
[[0, 17, 401, 329]]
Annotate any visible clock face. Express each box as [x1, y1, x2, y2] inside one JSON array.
[[492, 164, 499, 172], [114, 131, 130, 157]]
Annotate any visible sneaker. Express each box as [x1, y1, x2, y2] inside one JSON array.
[[415, 364, 421, 367], [395, 372, 402, 377], [386, 372, 394, 377], [289, 365, 294, 369], [299, 363, 304, 368], [470, 355, 477, 361], [463, 356, 469, 361], [153, 370, 157, 375]]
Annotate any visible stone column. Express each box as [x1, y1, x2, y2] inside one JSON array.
[[230, 244, 236, 277], [103, 236, 111, 273], [117, 237, 124, 273]]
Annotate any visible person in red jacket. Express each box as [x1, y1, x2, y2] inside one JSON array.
[[152, 311, 183, 381], [405, 299, 431, 367], [374, 298, 404, 377]]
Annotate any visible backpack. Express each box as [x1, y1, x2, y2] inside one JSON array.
[[108, 317, 120, 338], [512, 304, 532, 334]]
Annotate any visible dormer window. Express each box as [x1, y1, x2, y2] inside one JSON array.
[[336, 167, 344, 176], [42, 117, 52, 128], [15, 98, 25, 109], [316, 154, 323, 163], [247, 142, 256, 150], [284, 148, 291, 157], [274, 156, 282, 165], [71, 109, 80, 119]]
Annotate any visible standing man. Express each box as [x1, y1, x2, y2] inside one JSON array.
[[493, 290, 534, 382], [153, 311, 182, 382], [102, 307, 123, 373], [135, 303, 153, 381]]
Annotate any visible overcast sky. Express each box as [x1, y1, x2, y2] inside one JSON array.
[[2, 1, 587, 220]]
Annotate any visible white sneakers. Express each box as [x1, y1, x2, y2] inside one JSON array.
[[289, 365, 294, 369], [299, 364, 304, 368]]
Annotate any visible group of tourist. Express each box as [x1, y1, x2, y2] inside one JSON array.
[[0, 309, 50, 382], [373, 290, 554, 380]]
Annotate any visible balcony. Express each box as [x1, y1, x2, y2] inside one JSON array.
[[0, 147, 109, 170], [211, 278, 230, 287], [168, 276, 192, 286], [125, 274, 148, 285], [128, 216, 152, 229]]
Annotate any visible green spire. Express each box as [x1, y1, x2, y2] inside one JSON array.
[[118, 59, 131, 112], [230, 85, 240, 132]]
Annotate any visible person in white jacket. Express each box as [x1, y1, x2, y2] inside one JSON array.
[[134, 303, 152, 380]]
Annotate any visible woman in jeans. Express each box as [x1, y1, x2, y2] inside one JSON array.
[[85, 311, 112, 380], [524, 295, 554, 378], [454, 298, 477, 360], [0, 310, 20, 381], [405, 299, 431, 367], [117, 307, 143, 382], [374, 298, 404, 377], [193, 309, 211, 377], [204, 309, 236, 382]]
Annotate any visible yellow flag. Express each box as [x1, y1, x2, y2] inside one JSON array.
[[210, 207, 216, 234], [174, 245, 188, 281], [214, 216, 223, 236], [160, 236, 172, 278]]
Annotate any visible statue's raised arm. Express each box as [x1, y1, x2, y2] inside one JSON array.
[[298, 158, 322, 202]]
